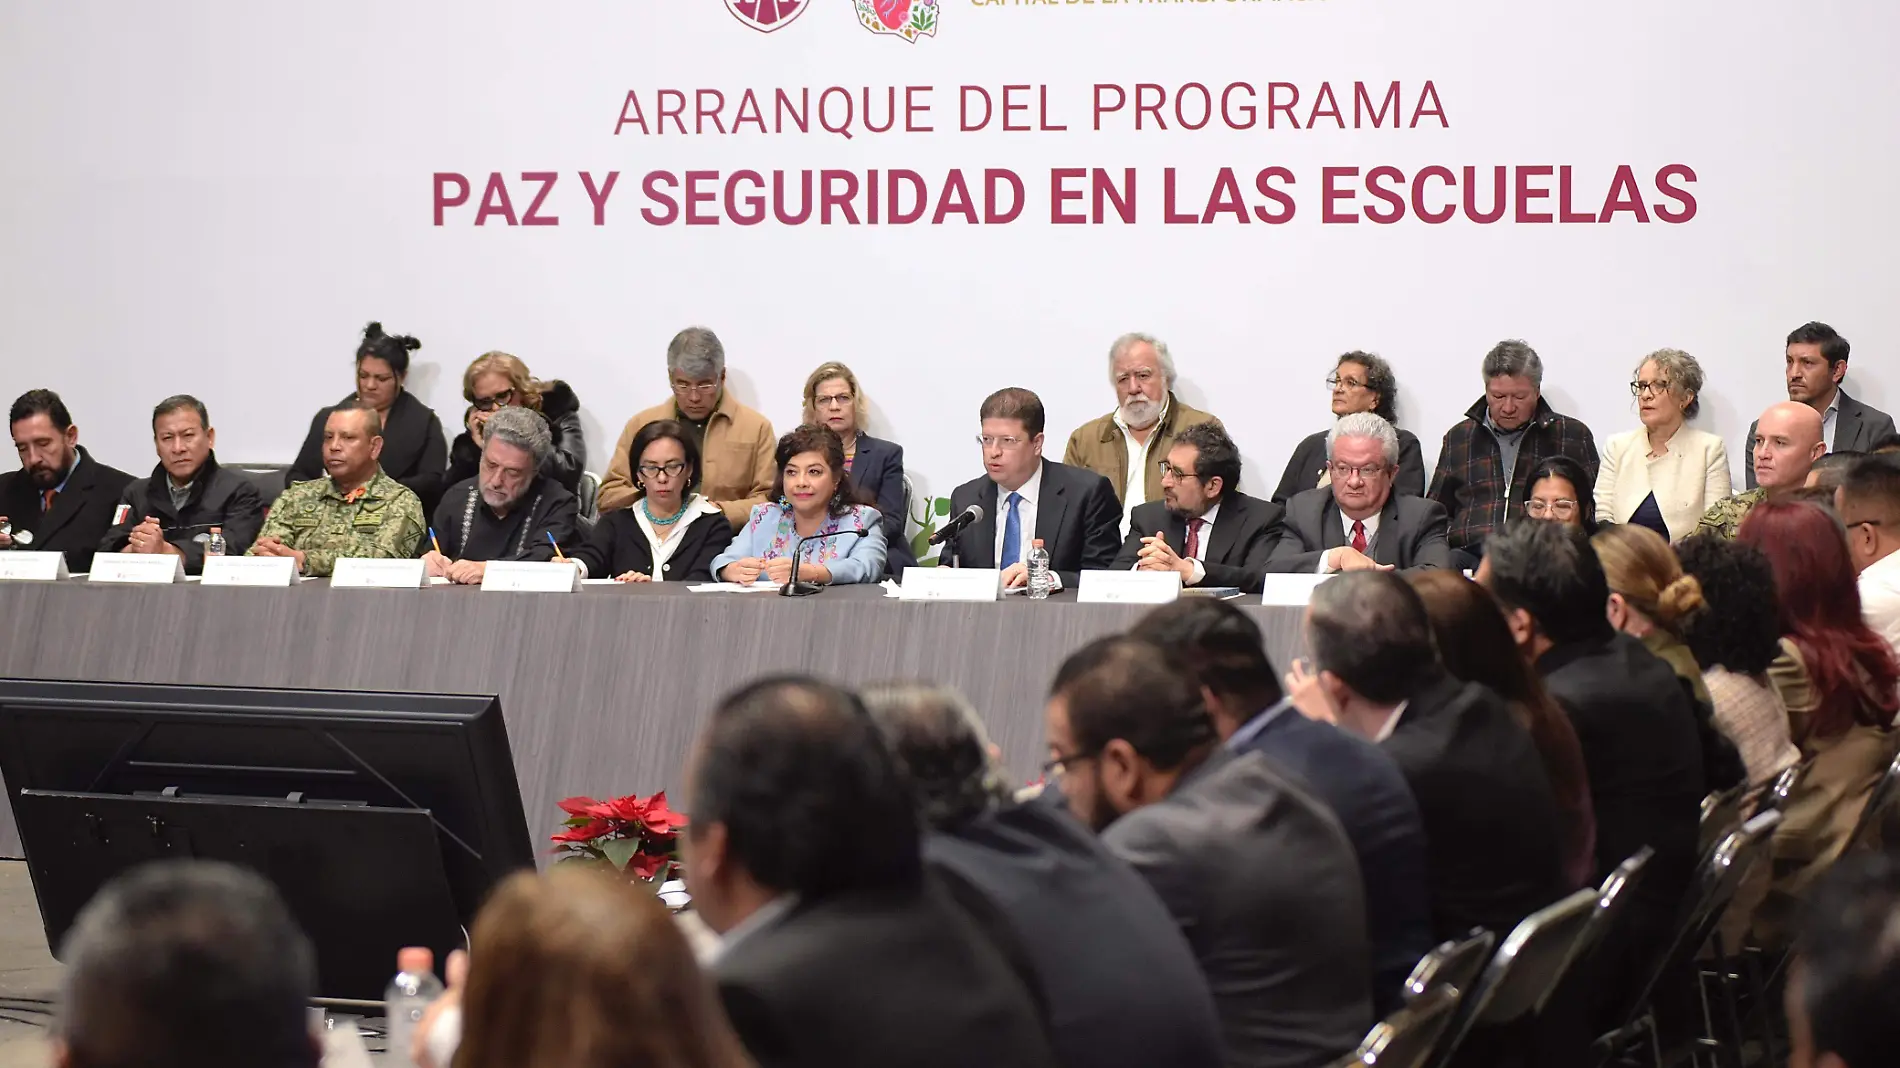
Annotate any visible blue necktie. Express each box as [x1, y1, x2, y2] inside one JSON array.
[[1000, 491, 1023, 569]]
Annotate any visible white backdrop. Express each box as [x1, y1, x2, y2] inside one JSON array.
[[3, 1, 1897, 526]]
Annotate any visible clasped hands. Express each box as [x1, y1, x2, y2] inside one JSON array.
[[120, 516, 181, 557], [421, 551, 487, 585], [248, 536, 307, 571], [1133, 531, 1195, 580], [719, 556, 798, 586], [1323, 546, 1393, 573]]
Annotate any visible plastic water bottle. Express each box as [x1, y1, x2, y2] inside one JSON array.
[[383, 947, 443, 1068], [1027, 538, 1054, 600], [204, 526, 226, 559]]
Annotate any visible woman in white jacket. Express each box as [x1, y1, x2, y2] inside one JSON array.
[[1595, 348, 1732, 541]]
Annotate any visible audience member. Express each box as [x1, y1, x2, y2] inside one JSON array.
[[1046, 636, 1369, 1068], [446, 351, 586, 494], [684, 675, 1056, 1068], [288, 322, 447, 512], [1271, 351, 1426, 503], [1699, 401, 1827, 539], [572, 420, 732, 582], [1266, 413, 1450, 573], [1874, 434, 1900, 456], [249, 403, 425, 575], [711, 425, 887, 587], [802, 361, 915, 574], [1675, 536, 1803, 787], [599, 327, 776, 528], [1112, 422, 1283, 593], [1521, 454, 1600, 534], [863, 681, 1224, 1068], [1836, 457, 1900, 654], [1428, 339, 1600, 568], [1595, 349, 1732, 540], [53, 860, 318, 1068], [1407, 571, 1598, 891], [1785, 853, 1900, 1068], [947, 388, 1121, 589], [99, 395, 264, 573], [1745, 321, 1896, 489], [1291, 572, 1567, 941], [1063, 333, 1220, 532], [424, 407, 579, 583], [1805, 450, 1866, 494], [1130, 598, 1430, 1016], [0, 389, 134, 572]]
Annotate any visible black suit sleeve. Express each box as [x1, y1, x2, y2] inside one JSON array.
[[570, 510, 620, 578], [1397, 431, 1426, 497], [1265, 506, 1326, 573], [1202, 510, 1284, 592], [682, 514, 736, 583], [518, 494, 579, 562], [1110, 524, 1149, 571], [1405, 502, 1452, 571], [287, 408, 329, 484], [98, 483, 141, 555], [1065, 473, 1125, 587], [716, 981, 795, 1068]]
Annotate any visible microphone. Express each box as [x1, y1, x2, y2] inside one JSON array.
[[928, 504, 984, 546], [782, 527, 871, 598]]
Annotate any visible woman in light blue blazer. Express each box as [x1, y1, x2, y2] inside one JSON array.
[[711, 424, 888, 586]]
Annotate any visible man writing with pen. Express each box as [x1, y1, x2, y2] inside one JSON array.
[[422, 406, 579, 584], [100, 395, 264, 574]]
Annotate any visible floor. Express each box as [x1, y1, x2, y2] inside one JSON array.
[[0, 864, 59, 1068]]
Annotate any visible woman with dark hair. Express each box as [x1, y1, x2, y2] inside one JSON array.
[[1521, 455, 1599, 534], [1406, 570, 1597, 889], [710, 425, 888, 586], [446, 351, 586, 493], [569, 420, 731, 583], [1271, 351, 1426, 503], [1674, 535, 1802, 786], [288, 321, 448, 510]]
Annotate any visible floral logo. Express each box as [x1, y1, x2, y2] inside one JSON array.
[[856, 0, 938, 42], [725, 0, 807, 34]]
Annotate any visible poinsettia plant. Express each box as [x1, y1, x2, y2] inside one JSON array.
[[550, 791, 688, 882]]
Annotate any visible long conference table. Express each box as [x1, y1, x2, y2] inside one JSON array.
[[0, 580, 1309, 860]]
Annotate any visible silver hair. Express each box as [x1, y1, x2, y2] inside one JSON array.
[[667, 326, 726, 381], [1328, 411, 1401, 467], [1482, 339, 1544, 389], [859, 681, 1014, 830], [1108, 332, 1177, 388], [483, 405, 553, 468], [1636, 347, 1705, 419]]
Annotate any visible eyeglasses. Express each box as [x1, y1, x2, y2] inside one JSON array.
[[471, 388, 516, 412], [671, 379, 720, 397], [1525, 499, 1579, 518], [1327, 373, 1369, 392], [1158, 460, 1201, 480], [814, 392, 854, 409], [637, 461, 688, 480], [977, 435, 1027, 450], [1629, 379, 1673, 398], [1039, 749, 1100, 781], [1328, 461, 1390, 482]]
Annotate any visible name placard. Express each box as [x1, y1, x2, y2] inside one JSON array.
[[898, 567, 1002, 602], [200, 556, 298, 587], [331, 558, 427, 589], [0, 552, 69, 582], [1257, 573, 1332, 607], [1077, 569, 1182, 604], [89, 554, 186, 584], [480, 560, 582, 593]]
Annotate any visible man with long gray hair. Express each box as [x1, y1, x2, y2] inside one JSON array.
[[425, 405, 579, 583], [1063, 333, 1222, 534], [861, 681, 1223, 1068], [1266, 412, 1450, 573]]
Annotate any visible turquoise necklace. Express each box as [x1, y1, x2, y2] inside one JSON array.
[[641, 496, 688, 525]]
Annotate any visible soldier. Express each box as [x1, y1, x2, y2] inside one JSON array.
[[248, 403, 424, 576], [1695, 401, 1825, 540]]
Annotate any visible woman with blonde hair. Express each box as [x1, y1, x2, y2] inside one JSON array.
[[800, 361, 914, 573], [447, 351, 587, 493], [1594, 348, 1731, 540]]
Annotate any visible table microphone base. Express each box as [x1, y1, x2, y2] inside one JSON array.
[[779, 580, 823, 597]]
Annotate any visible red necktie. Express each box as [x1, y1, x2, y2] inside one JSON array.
[[41, 489, 56, 513], [1184, 518, 1204, 560], [1351, 520, 1367, 554]]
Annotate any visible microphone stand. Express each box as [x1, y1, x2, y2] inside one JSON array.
[[781, 527, 870, 598]]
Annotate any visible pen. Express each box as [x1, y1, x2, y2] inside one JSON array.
[[547, 531, 568, 562], [428, 527, 443, 555]]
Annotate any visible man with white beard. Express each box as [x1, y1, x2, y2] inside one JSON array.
[[423, 406, 579, 583], [1064, 333, 1223, 535]]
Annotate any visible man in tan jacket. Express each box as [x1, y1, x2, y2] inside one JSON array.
[[597, 327, 776, 529], [1063, 332, 1221, 533]]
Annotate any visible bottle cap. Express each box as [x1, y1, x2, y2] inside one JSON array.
[[398, 947, 434, 974], [1032, 538, 1044, 548], [210, 526, 221, 534]]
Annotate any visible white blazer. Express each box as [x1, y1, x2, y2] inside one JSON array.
[[1594, 426, 1732, 541]]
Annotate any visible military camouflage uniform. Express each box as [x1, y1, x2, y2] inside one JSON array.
[[1693, 487, 1768, 541], [249, 469, 424, 576]]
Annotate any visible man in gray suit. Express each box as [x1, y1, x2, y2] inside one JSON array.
[[1266, 412, 1451, 574], [1045, 636, 1371, 1068], [1745, 321, 1897, 489]]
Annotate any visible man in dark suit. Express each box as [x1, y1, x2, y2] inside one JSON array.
[[1131, 599, 1431, 1016], [1266, 413, 1450, 574], [1746, 321, 1898, 489], [1111, 422, 1282, 594], [863, 681, 1223, 1068], [99, 395, 265, 574], [947, 387, 1121, 589], [1048, 636, 1371, 1068], [1, 389, 134, 573], [1296, 571, 1567, 944], [684, 675, 1056, 1068]]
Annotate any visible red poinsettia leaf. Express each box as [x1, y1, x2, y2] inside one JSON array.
[[607, 794, 649, 825], [549, 819, 612, 844], [628, 852, 668, 880], [556, 796, 601, 817], [642, 793, 689, 833]]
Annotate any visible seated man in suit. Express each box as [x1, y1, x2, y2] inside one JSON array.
[[100, 395, 265, 574], [683, 675, 1057, 1068], [1047, 636, 1371, 1068], [1062, 333, 1221, 533], [1111, 422, 1281, 594], [1292, 571, 1567, 943], [862, 681, 1223, 1068], [0, 389, 134, 573], [1745, 321, 1897, 490], [947, 387, 1121, 590], [423, 406, 578, 585], [247, 404, 426, 577], [1130, 599, 1432, 1016], [1266, 412, 1450, 574]]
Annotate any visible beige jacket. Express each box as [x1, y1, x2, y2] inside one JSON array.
[[1594, 426, 1732, 542], [597, 393, 776, 529], [1062, 393, 1220, 504]]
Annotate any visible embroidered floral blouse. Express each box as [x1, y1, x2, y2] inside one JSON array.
[[709, 502, 889, 584]]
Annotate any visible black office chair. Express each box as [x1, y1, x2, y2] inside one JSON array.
[[1429, 887, 1603, 1067], [1754, 759, 1809, 818], [1401, 929, 1495, 1006], [226, 462, 291, 510], [1331, 984, 1462, 1068], [1698, 782, 1749, 859], [1570, 846, 1655, 970], [576, 470, 602, 521]]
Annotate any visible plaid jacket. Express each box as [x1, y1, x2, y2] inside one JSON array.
[[1427, 396, 1601, 551]]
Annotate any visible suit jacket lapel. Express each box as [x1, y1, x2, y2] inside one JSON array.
[[1035, 464, 1071, 550], [966, 480, 1000, 568], [1204, 498, 1242, 565], [35, 459, 90, 543], [1319, 498, 1347, 551], [1836, 394, 1864, 451], [1370, 497, 1403, 566]]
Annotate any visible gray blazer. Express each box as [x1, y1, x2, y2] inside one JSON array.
[[1744, 389, 1897, 488], [1264, 488, 1452, 573]]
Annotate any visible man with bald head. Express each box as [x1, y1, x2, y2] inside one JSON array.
[[1696, 401, 1826, 539]]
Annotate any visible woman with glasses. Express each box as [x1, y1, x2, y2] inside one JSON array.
[[711, 424, 888, 587], [445, 351, 586, 493], [569, 420, 731, 582], [801, 361, 915, 574], [1520, 455, 1599, 533], [1594, 348, 1731, 540], [1271, 351, 1425, 504], [287, 321, 448, 511]]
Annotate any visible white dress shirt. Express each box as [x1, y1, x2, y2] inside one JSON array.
[[1114, 398, 1169, 535], [1373, 700, 1410, 743], [1318, 509, 1383, 574], [994, 462, 1044, 565], [1860, 549, 1900, 658], [1823, 392, 1841, 453], [573, 494, 721, 580]]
